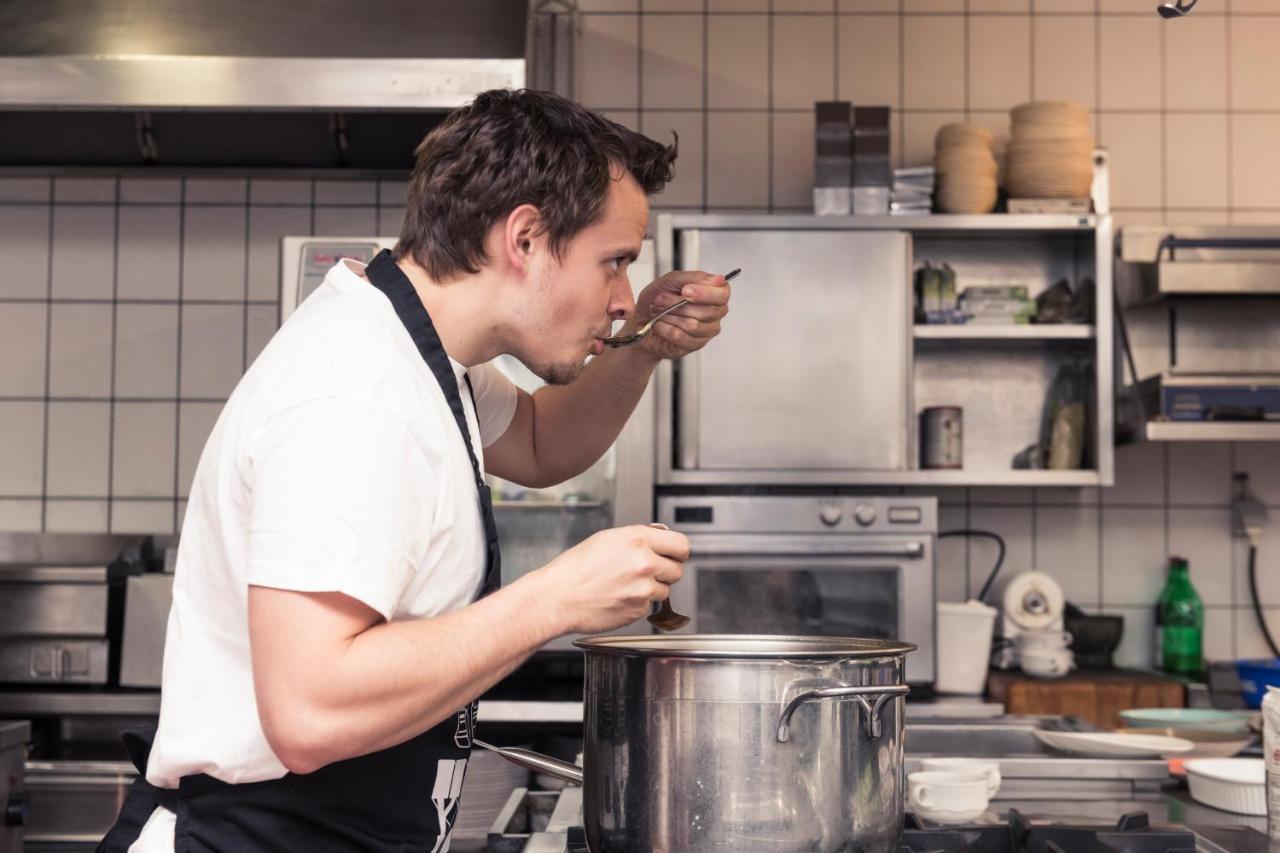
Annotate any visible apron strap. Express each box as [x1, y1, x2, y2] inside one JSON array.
[[364, 250, 501, 597]]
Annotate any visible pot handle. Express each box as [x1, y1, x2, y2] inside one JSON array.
[[473, 739, 584, 786], [775, 684, 909, 743]]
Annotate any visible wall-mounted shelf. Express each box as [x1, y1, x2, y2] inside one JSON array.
[[1145, 421, 1280, 442], [914, 325, 1095, 340], [655, 212, 1115, 488]]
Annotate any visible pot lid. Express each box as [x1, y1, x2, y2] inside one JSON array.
[[574, 634, 916, 659]]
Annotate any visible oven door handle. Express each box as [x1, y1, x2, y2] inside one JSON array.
[[703, 543, 925, 559]]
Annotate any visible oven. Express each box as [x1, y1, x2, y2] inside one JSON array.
[[657, 495, 936, 685]]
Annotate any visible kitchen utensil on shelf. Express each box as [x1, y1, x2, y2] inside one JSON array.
[[1184, 758, 1265, 815], [907, 770, 991, 824], [1119, 707, 1254, 733], [478, 634, 914, 853], [643, 522, 690, 632], [1032, 729, 1194, 758], [602, 268, 740, 348]]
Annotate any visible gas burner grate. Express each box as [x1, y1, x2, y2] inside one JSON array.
[[897, 810, 1197, 853], [558, 811, 1197, 853]]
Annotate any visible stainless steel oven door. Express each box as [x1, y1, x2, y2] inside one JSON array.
[[669, 535, 935, 684]]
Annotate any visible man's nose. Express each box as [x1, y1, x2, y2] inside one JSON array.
[[609, 281, 635, 322]]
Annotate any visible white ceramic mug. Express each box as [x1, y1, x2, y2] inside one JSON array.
[[1015, 630, 1073, 654], [906, 770, 990, 823], [1021, 648, 1074, 677], [919, 758, 1001, 798]]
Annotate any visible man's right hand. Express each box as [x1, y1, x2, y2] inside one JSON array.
[[529, 524, 690, 636]]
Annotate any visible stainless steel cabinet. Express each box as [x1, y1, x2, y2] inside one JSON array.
[[655, 212, 1115, 487], [667, 227, 912, 478]]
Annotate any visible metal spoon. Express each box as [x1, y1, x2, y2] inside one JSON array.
[[1156, 0, 1197, 17], [602, 268, 740, 348], [644, 522, 691, 632]]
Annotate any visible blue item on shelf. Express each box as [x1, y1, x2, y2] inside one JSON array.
[[1236, 658, 1280, 709]]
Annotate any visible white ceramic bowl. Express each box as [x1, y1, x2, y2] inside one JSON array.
[[1184, 758, 1266, 816]]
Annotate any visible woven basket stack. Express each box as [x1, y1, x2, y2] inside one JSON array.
[[1006, 101, 1094, 200], [933, 123, 998, 214]]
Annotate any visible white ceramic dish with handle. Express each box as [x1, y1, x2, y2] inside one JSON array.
[[1184, 758, 1266, 816]]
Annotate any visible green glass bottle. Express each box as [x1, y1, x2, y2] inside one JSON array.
[[1156, 556, 1204, 675]]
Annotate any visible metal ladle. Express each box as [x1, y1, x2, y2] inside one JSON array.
[[602, 268, 740, 348], [645, 522, 690, 632]]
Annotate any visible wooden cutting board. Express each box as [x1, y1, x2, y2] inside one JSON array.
[[986, 668, 1185, 729]]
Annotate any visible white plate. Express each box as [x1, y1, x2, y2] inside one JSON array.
[[1033, 729, 1195, 758]]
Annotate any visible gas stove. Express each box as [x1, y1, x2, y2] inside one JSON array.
[[488, 795, 1202, 853]]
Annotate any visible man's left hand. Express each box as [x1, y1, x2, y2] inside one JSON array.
[[631, 270, 732, 362]]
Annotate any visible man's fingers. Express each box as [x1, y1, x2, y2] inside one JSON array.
[[639, 525, 691, 561], [677, 280, 731, 306]]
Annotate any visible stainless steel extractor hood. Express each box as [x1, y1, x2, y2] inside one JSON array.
[[0, 0, 527, 170]]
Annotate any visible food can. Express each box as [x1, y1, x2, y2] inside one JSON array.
[[921, 406, 963, 469]]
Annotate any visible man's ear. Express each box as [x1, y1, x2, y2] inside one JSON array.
[[503, 204, 543, 275]]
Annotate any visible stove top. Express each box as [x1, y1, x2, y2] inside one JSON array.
[[519, 811, 1198, 853]]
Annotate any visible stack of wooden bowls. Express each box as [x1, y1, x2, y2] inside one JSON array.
[[1006, 101, 1094, 200], [933, 123, 998, 214]]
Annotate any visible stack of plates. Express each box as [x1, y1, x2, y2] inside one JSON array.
[[1006, 101, 1094, 201], [451, 746, 530, 847], [934, 123, 998, 214]]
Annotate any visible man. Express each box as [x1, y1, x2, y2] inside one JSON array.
[[98, 89, 731, 852]]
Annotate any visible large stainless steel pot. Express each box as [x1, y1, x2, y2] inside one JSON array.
[[485, 634, 913, 853]]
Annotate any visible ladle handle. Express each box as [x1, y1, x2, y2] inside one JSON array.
[[473, 739, 584, 786]]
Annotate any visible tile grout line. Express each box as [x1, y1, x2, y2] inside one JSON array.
[[1224, 1, 1235, 221], [39, 177, 54, 532], [702, 0, 710, 212], [171, 178, 187, 533], [766, 1, 774, 212], [106, 176, 121, 532]]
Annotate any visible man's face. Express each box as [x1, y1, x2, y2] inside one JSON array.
[[515, 171, 649, 385]]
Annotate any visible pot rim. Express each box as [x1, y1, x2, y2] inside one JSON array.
[[574, 633, 916, 660]]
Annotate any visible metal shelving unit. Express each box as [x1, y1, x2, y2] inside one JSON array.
[[1144, 421, 1280, 442], [655, 210, 1115, 487], [913, 325, 1096, 340], [1116, 226, 1280, 443]]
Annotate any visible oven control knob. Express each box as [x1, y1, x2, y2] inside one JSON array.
[[853, 504, 877, 526], [818, 504, 844, 527]]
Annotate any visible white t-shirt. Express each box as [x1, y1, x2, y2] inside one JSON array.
[[129, 258, 517, 850]]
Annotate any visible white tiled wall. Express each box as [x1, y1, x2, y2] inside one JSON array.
[[0, 176, 408, 535], [575, 0, 1280, 227]]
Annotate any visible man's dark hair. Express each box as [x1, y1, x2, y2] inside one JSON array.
[[396, 89, 677, 281]]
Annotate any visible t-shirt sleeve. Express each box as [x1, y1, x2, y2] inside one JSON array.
[[244, 396, 437, 620], [468, 360, 519, 448]]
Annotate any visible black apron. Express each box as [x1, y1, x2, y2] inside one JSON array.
[[98, 249, 502, 852]]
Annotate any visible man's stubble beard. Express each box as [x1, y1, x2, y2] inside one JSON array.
[[531, 354, 585, 387]]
